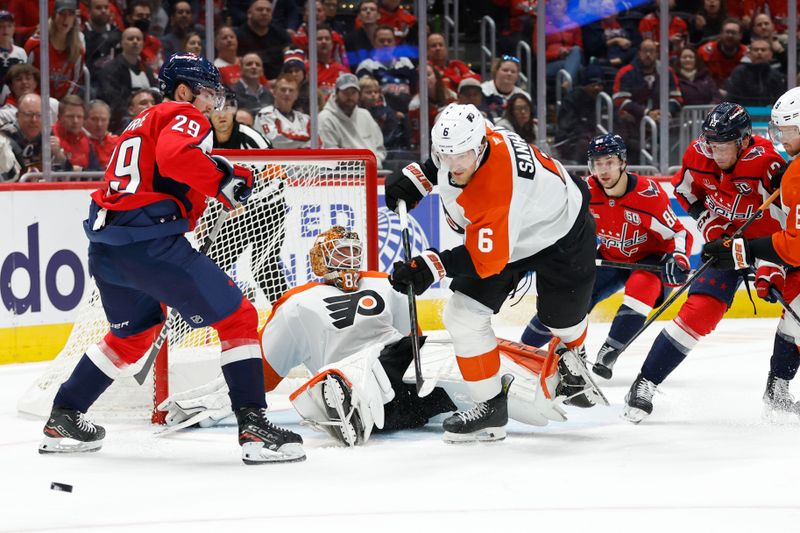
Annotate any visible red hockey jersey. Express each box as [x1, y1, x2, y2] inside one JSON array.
[[91, 101, 224, 229], [588, 174, 692, 263], [672, 136, 785, 239]]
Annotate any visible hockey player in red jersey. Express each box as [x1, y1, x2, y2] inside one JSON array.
[[39, 54, 305, 464], [385, 103, 605, 443], [704, 87, 800, 418], [522, 134, 693, 379], [624, 102, 786, 423]]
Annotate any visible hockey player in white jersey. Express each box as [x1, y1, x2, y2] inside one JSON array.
[[159, 226, 570, 446], [385, 103, 606, 443]]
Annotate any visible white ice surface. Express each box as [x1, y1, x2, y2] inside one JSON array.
[[3, 319, 800, 532]]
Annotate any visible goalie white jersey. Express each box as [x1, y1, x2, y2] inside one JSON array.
[[261, 272, 411, 379]]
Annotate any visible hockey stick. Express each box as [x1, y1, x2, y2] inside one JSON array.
[[769, 287, 800, 328], [615, 187, 782, 358], [396, 199, 426, 396], [595, 259, 663, 273], [134, 207, 230, 386]]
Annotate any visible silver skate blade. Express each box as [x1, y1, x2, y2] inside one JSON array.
[[561, 350, 610, 406], [443, 427, 506, 444], [39, 436, 103, 454], [241, 442, 306, 464]]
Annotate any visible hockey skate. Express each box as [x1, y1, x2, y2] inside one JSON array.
[[235, 408, 306, 464], [554, 342, 609, 407], [762, 371, 800, 420], [442, 374, 514, 443], [592, 342, 621, 380], [321, 373, 365, 447], [39, 406, 105, 454], [622, 373, 658, 424]]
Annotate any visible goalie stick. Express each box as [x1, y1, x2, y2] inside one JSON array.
[[396, 199, 427, 396], [615, 187, 782, 358], [133, 207, 230, 385]]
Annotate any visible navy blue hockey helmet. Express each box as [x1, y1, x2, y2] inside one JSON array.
[[159, 53, 224, 109], [587, 133, 627, 162], [701, 102, 752, 144]]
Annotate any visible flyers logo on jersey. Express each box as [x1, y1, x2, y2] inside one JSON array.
[[323, 289, 385, 329]]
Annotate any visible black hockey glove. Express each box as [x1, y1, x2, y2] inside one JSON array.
[[212, 155, 254, 210], [770, 163, 787, 190], [702, 237, 752, 271], [389, 250, 447, 296], [385, 162, 434, 212], [662, 252, 691, 287]]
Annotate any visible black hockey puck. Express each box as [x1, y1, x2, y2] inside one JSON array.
[[50, 482, 73, 493]]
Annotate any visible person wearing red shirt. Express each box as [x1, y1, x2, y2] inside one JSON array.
[[291, 0, 349, 69], [540, 0, 583, 86], [213, 25, 242, 88], [697, 18, 748, 89], [316, 25, 350, 101], [54, 94, 100, 170], [638, 3, 689, 59], [427, 32, 480, 93], [125, 0, 162, 76], [38, 54, 305, 464], [377, 0, 416, 44], [85, 99, 118, 168]]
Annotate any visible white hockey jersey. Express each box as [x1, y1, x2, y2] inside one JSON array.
[[261, 272, 411, 379], [253, 105, 313, 149], [436, 125, 583, 278]]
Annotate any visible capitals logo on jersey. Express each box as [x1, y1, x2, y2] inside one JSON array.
[[598, 222, 648, 257], [638, 180, 660, 198], [324, 290, 386, 329]]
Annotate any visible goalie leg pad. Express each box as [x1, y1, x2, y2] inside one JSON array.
[[156, 375, 233, 428]]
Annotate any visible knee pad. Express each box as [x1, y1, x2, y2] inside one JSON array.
[[442, 292, 496, 356], [212, 296, 259, 348], [669, 294, 727, 350], [624, 270, 663, 311]]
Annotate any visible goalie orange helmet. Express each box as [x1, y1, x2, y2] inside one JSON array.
[[309, 226, 363, 292]]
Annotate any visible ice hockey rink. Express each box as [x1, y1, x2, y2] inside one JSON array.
[[3, 318, 800, 533]]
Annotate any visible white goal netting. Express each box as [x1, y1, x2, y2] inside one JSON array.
[[17, 150, 378, 421]]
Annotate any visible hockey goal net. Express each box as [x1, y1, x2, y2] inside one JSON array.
[[17, 149, 378, 422]]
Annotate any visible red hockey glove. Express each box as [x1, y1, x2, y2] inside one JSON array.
[[662, 252, 691, 287], [385, 162, 434, 212], [755, 262, 785, 303], [212, 155, 254, 210], [696, 209, 734, 242], [389, 249, 446, 295]]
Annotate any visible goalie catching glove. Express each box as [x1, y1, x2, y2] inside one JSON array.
[[212, 154, 254, 210], [384, 161, 435, 212], [389, 249, 447, 295]]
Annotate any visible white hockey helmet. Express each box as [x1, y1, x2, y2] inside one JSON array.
[[769, 86, 800, 144], [431, 103, 487, 168]]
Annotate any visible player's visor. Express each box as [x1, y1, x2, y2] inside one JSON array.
[[588, 155, 624, 174], [193, 85, 226, 111], [437, 149, 478, 173], [769, 121, 800, 145]]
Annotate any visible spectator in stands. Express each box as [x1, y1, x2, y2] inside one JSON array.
[[358, 74, 408, 150], [356, 24, 415, 114], [117, 87, 158, 133], [544, 0, 584, 88], [262, 0, 301, 35], [378, 0, 416, 45], [0, 131, 19, 181], [698, 18, 747, 89], [674, 46, 720, 106], [54, 94, 100, 171], [7, 0, 40, 45], [211, 92, 271, 149], [494, 93, 535, 143], [125, 0, 163, 75], [555, 64, 605, 163], [319, 72, 386, 167], [409, 64, 455, 148], [230, 52, 274, 115], [83, 0, 122, 80], [281, 49, 310, 114], [427, 32, 480, 92], [582, 0, 637, 68], [0, 11, 27, 94], [25, 0, 85, 100], [481, 55, 531, 121], [346, 0, 379, 66], [638, 0, 689, 59], [0, 64, 39, 126], [292, 1, 349, 68], [254, 73, 313, 149], [236, 0, 291, 80], [160, 1, 204, 58], [323, 0, 349, 36], [456, 77, 487, 115], [214, 26, 242, 87], [725, 37, 786, 107], [751, 13, 787, 69], [181, 31, 203, 56], [613, 39, 683, 163], [689, 0, 728, 45], [84, 99, 118, 168], [1, 93, 71, 177], [752, 0, 790, 33], [98, 27, 158, 132], [494, 0, 533, 56], [315, 25, 351, 101]]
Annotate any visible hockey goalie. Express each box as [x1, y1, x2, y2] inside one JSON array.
[[159, 226, 570, 445]]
